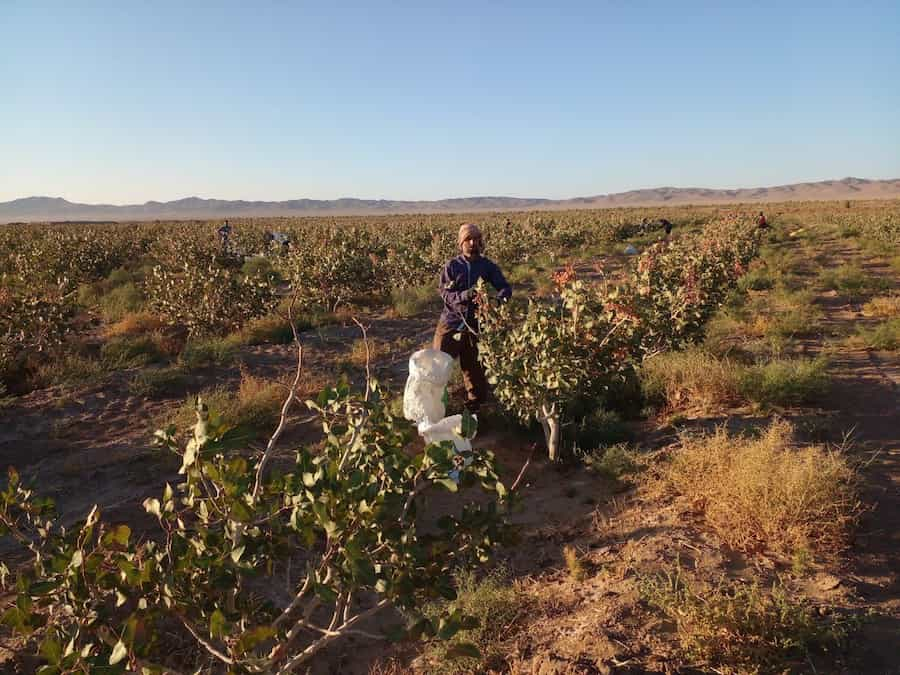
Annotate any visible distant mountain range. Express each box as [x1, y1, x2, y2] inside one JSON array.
[[2, 177, 899, 223]]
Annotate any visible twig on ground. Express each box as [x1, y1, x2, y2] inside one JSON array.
[[510, 443, 537, 493]]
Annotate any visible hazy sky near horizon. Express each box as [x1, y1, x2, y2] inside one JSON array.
[[2, 1, 899, 203]]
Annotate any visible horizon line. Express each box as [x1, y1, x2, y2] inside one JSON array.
[[4, 175, 899, 207]]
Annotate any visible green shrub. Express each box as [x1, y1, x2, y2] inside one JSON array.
[[146, 258, 279, 336], [1, 378, 508, 672], [34, 353, 106, 388], [570, 408, 631, 450], [100, 335, 164, 369], [76, 283, 101, 307], [236, 314, 295, 345], [818, 264, 890, 300], [105, 266, 137, 286], [849, 318, 900, 351], [738, 267, 775, 291], [180, 336, 240, 369], [640, 565, 858, 671], [580, 443, 642, 481], [739, 357, 829, 407], [98, 282, 144, 321], [240, 255, 276, 278], [391, 283, 440, 317], [129, 366, 188, 398], [421, 569, 532, 674]]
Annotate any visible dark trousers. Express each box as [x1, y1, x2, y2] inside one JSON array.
[[433, 322, 488, 413]]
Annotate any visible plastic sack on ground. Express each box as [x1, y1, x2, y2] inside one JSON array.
[[624, 244, 639, 255]]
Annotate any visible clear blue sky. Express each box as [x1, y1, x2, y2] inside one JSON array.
[[2, 1, 899, 203]]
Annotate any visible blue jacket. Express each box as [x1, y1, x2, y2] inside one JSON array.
[[438, 255, 511, 330]]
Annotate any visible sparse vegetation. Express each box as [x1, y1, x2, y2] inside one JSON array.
[[642, 349, 741, 411], [640, 564, 857, 672], [861, 294, 900, 318], [580, 442, 643, 482], [128, 365, 188, 398], [664, 421, 858, 556], [848, 318, 900, 351], [818, 263, 890, 301], [391, 283, 440, 317], [642, 350, 829, 411], [421, 569, 532, 674], [167, 371, 284, 435], [739, 357, 830, 408], [179, 335, 241, 369], [100, 334, 165, 369], [235, 312, 295, 345], [563, 545, 588, 581], [33, 352, 107, 388]]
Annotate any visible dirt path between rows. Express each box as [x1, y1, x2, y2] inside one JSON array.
[[808, 236, 900, 671]]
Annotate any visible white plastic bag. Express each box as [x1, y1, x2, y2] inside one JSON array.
[[403, 349, 453, 425], [418, 414, 473, 453], [403, 349, 475, 482]]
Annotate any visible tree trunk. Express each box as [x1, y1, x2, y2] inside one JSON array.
[[539, 403, 561, 462]]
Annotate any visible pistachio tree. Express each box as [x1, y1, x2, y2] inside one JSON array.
[[477, 216, 760, 461], [1, 372, 509, 672], [476, 279, 637, 461]]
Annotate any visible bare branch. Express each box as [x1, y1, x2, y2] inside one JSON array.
[[328, 592, 346, 631], [510, 443, 537, 493], [351, 317, 372, 400], [177, 613, 234, 666], [253, 295, 303, 499], [273, 571, 314, 630], [275, 599, 391, 674]]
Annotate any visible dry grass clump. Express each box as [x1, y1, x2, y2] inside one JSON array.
[[179, 335, 241, 369], [167, 370, 286, 435], [641, 349, 740, 412], [235, 370, 285, 430], [100, 334, 166, 369], [847, 318, 900, 351], [129, 366, 188, 398], [665, 421, 858, 557], [348, 337, 384, 367], [640, 564, 857, 671], [861, 294, 900, 318], [420, 569, 534, 674], [33, 353, 106, 388], [105, 311, 166, 337], [562, 545, 587, 582], [642, 351, 829, 412], [235, 313, 295, 345], [744, 288, 823, 339]]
